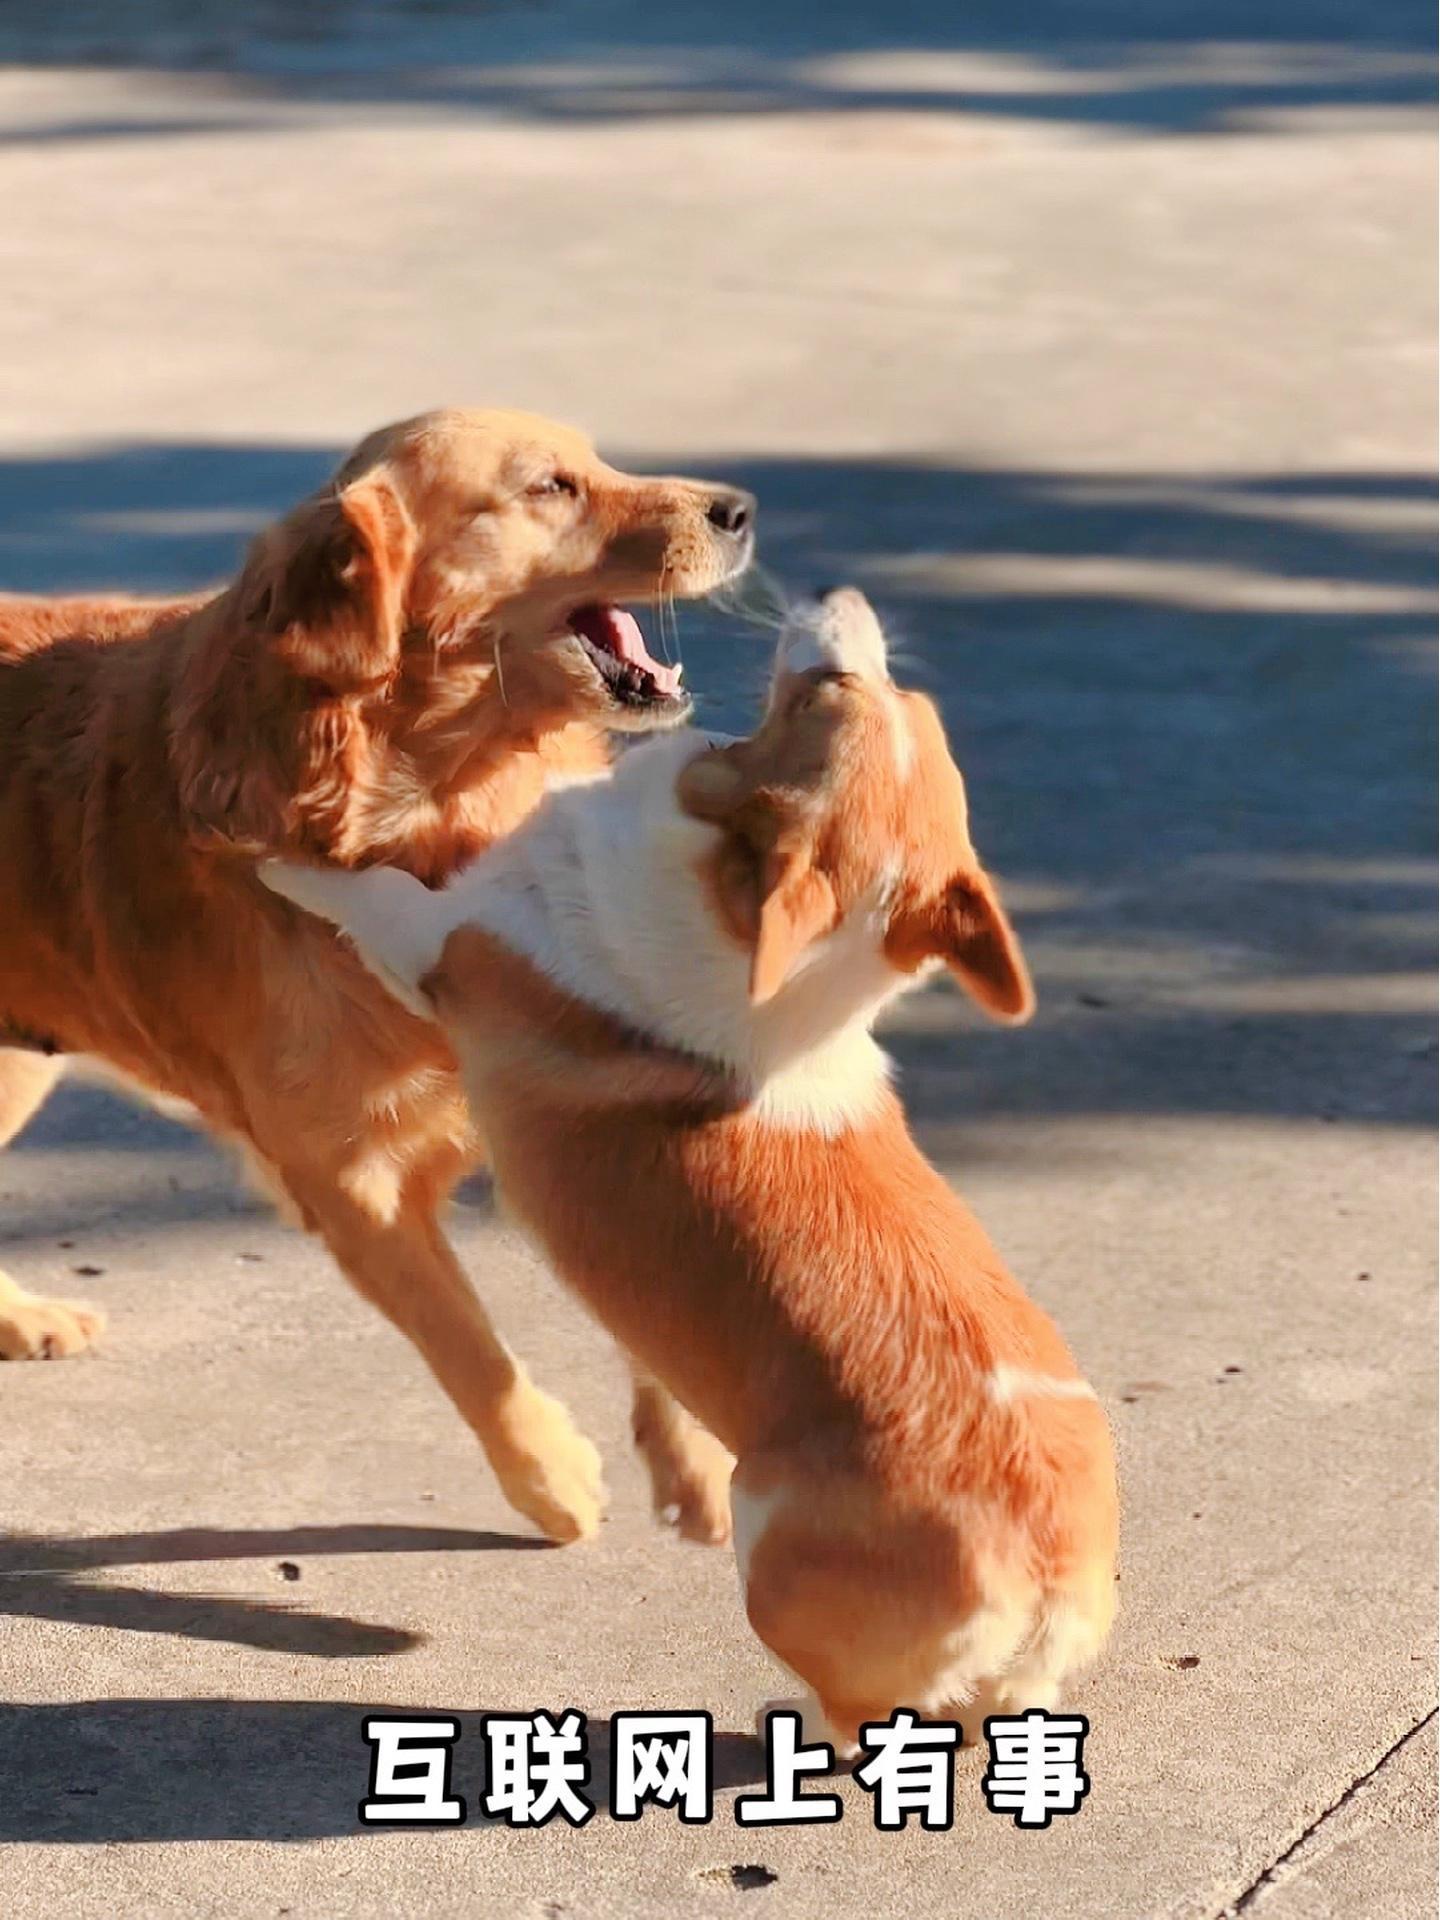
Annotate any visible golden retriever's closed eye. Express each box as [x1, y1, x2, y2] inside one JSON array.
[[0, 406, 755, 1548]]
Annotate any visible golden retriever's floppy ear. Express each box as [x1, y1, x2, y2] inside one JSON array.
[[243, 473, 416, 690], [678, 747, 837, 1004], [888, 866, 1034, 1024]]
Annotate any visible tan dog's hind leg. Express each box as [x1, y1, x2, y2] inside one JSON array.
[[280, 1162, 606, 1543], [952, 1576, 1116, 1743], [630, 1362, 734, 1545], [737, 1464, 1041, 1757], [0, 1051, 104, 1361]]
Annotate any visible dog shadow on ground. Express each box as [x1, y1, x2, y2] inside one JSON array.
[[0, 1693, 767, 1843], [0, 1521, 544, 1660], [0, 1521, 765, 1844]]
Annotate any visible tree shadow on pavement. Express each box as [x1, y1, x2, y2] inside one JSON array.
[[0, 439, 1432, 1149]]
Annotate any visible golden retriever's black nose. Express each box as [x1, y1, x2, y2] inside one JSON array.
[[706, 488, 755, 538]]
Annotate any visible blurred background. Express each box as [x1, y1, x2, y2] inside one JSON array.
[[0, 3, 1434, 1913], [0, 1, 1432, 1138]]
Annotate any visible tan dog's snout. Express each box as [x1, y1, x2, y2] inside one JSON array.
[[776, 585, 889, 687]]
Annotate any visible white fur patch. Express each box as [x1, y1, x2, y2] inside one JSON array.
[[885, 687, 915, 780], [731, 1484, 783, 1589], [337, 1149, 405, 1227], [750, 1029, 892, 1136], [926, 1600, 1035, 1714], [960, 1596, 1109, 1727], [987, 1366, 1098, 1407]]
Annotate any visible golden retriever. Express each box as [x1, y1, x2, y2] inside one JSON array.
[[0, 407, 753, 1543]]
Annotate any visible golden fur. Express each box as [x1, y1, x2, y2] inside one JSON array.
[[0, 407, 754, 1541]]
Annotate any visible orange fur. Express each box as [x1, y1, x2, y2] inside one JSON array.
[[0, 407, 753, 1541]]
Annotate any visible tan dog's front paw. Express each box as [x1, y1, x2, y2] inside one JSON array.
[[647, 1426, 735, 1546], [491, 1383, 607, 1544], [0, 1270, 104, 1361]]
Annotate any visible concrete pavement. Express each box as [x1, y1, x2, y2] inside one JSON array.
[[0, 4, 1434, 1915]]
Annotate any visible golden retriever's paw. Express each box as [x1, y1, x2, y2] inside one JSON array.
[[646, 1427, 735, 1546], [492, 1384, 607, 1544], [0, 1269, 105, 1361]]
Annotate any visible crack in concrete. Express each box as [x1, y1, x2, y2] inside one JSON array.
[[1219, 1708, 1438, 1917]]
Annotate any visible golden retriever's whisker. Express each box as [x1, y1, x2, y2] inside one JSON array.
[[492, 631, 510, 708], [667, 567, 681, 665], [655, 560, 683, 678], [708, 561, 794, 631], [653, 565, 672, 666]]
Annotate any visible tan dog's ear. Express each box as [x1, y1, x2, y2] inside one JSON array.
[[676, 748, 748, 823], [889, 867, 1034, 1024], [680, 751, 836, 1003], [243, 473, 416, 690], [750, 846, 838, 1004]]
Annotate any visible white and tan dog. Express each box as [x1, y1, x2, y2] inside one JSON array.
[[264, 589, 1118, 1749]]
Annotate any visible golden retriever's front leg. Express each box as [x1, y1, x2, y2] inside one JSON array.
[[0, 1048, 63, 1147], [282, 1164, 606, 1543], [630, 1362, 734, 1545]]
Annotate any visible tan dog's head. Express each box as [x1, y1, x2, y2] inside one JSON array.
[[678, 588, 1033, 1021], [238, 408, 754, 741]]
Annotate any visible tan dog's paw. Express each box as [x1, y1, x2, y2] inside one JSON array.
[[491, 1382, 607, 1544], [646, 1427, 735, 1546], [0, 1269, 104, 1361]]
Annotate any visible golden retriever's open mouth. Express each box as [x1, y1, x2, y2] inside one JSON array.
[[568, 604, 688, 717]]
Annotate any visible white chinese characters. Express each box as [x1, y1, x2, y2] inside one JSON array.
[[358, 1705, 1093, 1831], [981, 1712, 1091, 1829]]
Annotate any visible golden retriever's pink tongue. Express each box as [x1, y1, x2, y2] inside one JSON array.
[[588, 605, 682, 697]]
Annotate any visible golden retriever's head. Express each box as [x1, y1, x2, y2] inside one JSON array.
[[240, 408, 754, 743]]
